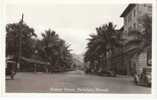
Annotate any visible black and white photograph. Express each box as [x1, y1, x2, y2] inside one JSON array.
[[1, 0, 156, 96]]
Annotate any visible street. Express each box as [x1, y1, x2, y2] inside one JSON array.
[[6, 70, 151, 93]]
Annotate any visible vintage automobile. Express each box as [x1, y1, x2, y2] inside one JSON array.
[[85, 67, 116, 77], [97, 70, 116, 77], [6, 55, 17, 79], [134, 67, 151, 87]]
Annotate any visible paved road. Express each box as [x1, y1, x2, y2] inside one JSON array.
[[6, 70, 151, 93]]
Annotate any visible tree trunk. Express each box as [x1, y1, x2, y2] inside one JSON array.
[[34, 64, 37, 73]]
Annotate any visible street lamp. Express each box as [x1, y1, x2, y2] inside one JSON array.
[[34, 49, 38, 73], [17, 13, 24, 70]]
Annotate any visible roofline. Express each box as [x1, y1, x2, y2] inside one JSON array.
[[120, 4, 136, 17]]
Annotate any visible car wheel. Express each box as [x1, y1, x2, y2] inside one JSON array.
[[10, 75, 14, 80], [148, 83, 151, 87], [145, 78, 151, 87]]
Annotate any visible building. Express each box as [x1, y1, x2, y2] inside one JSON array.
[[120, 4, 152, 34], [118, 4, 152, 75]]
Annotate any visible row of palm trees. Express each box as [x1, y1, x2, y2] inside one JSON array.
[[6, 18, 73, 72]]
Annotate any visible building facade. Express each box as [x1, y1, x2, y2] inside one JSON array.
[[118, 4, 152, 75], [120, 4, 152, 34]]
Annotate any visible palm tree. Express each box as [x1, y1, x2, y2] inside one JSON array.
[[41, 29, 59, 64], [6, 21, 37, 58], [39, 29, 72, 72], [84, 22, 123, 74]]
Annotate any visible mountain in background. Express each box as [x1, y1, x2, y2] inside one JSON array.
[[71, 53, 84, 70]]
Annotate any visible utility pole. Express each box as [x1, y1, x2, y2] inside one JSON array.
[[17, 13, 24, 70]]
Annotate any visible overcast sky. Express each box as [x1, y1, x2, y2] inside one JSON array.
[[6, 3, 128, 54]]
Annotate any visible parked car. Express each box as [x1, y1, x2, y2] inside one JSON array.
[[6, 55, 17, 79], [85, 68, 92, 74], [134, 67, 151, 87], [98, 70, 116, 77]]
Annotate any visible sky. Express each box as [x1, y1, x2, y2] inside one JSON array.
[[6, 2, 128, 54]]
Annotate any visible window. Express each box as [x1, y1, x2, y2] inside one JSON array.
[[134, 10, 136, 17], [128, 13, 131, 23], [144, 4, 146, 7], [148, 5, 152, 8], [133, 23, 136, 29], [124, 18, 127, 25], [147, 5, 152, 12]]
